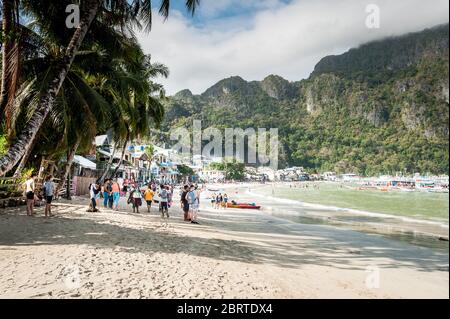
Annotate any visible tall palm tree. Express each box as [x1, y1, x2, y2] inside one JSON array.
[[0, 0, 200, 176], [0, 0, 20, 125], [104, 55, 167, 179]]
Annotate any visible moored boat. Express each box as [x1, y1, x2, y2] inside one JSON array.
[[226, 202, 261, 209]]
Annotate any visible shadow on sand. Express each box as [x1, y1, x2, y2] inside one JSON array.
[[0, 203, 448, 273]]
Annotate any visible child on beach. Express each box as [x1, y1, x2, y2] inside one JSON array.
[[43, 175, 55, 218]]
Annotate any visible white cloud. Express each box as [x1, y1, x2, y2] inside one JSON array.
[[137, 0, 449, 95]]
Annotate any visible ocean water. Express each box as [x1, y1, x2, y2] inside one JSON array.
[[227, 183, 449, 251], [252, 183, 449, 222]]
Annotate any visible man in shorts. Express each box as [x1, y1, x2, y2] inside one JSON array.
[[43, 175, 55, 218], [144, 185, 154, 213], [159, 185, 169, 218], [180, 185, 190, 221]]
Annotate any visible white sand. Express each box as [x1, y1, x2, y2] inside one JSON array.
[[0, 187, 448, 299]]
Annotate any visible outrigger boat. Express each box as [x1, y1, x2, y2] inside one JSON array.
[[226, 202, 261, 210]]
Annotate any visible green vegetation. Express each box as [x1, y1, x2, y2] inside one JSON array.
[[0, 135, 7, 157], [162, 25, 449, 176], [0, 0, 200, 179], [177, 164, 195, 177], [210, 159, 246, 181], [145, 145, 155, 159]]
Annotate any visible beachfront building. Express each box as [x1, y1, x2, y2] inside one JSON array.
[[322, 171, 337, 181], [149, 145, 180, 183], [256, 167, 276, 181], [192, 155, 222, 169], [340, 173, 361, 182], [275, 167, 307, 181], [198, 168, 226, 183]]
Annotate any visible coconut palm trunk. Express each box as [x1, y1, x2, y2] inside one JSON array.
[[56, 139, 81, 199], [0, 0, 15, 118], [12, 134, 38, 177], [99, 142, 118, 182], [109, 132, 130, 179], [0, 0, 101, 176]]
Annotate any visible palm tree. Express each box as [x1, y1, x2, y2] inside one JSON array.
[[0, 0, 20, 125], [0, 0, 200, 176], [106, 56, 167, 179]]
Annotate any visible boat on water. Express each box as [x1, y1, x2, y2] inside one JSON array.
[[226, 202, 261, 210]]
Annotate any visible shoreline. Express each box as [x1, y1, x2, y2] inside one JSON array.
[[0, 189, 448, 299], [207, 182, 449, 240]]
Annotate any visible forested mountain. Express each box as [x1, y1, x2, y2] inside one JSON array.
[[161, 24, 449, 175]]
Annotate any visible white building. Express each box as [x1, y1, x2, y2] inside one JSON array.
[[198, 169, 226, 183], [341, 173, 360, 182], [322, 172, 337, 181]]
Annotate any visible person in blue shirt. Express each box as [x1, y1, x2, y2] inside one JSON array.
[[43, 175, 55, 218]]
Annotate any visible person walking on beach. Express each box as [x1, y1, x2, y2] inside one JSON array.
[[107, 180, 114, 209], [144, 185, 154, 213], [195, 185, 202, 212], [24, 173, 37, 216], [216, 193, 223, 209], [111, 180, 120, 211], [188, 185, 199, 224], [43, 175, 55, 218], [128, 184, 142, 213], [210, 192, 216, 208], [89, 182, 100, 212], [159, 185, 169, 218], [167, 185, 173, 208], [223, 193, 228, 209], [102, 179, 111, 208], [181, 185, 190, 221]]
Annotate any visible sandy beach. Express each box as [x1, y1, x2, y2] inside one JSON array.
[[0, 185, 448, 299]]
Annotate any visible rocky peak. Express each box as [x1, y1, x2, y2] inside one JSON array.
[[260, 75, 297, 100], [201, 76, 256, 98], [173, 89, 194, 101]]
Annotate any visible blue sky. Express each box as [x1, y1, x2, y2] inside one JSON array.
[[170, 0, 294, 26], [137, 0, 449, 95]]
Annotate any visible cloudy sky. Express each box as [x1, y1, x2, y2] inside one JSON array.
[[136, 0, 449, 95]]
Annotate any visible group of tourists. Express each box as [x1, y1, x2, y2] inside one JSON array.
[[210, 192, 228, 209], [23, 173, 55, 218], [101, 179, 121, 211], [22, 172, 210, 226], [180, 184, 201, 224]]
